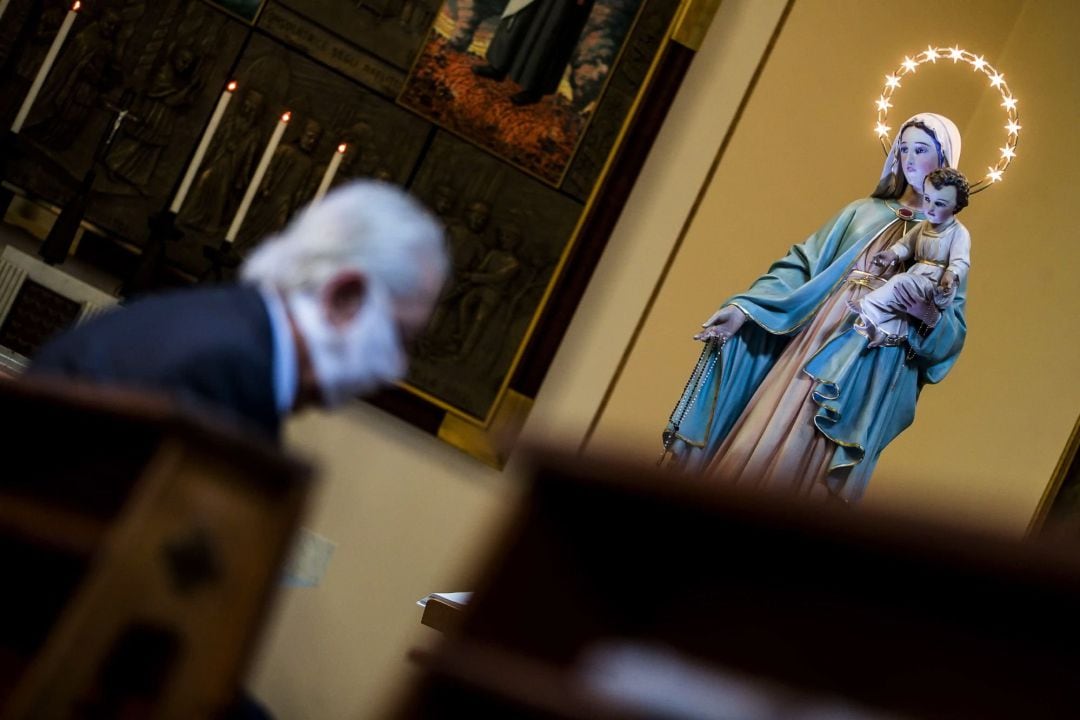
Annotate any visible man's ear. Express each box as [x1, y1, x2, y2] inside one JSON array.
[[322, 270, 367, 329]]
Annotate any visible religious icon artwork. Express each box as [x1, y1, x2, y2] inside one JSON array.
[[270, 0, 440, 71], [1, 1, 249, 245], [405, 131, 582, 421], [169, 32, 432, 275], [664, 114, 971, 505], [398, 0, 646, 185], [663, 47, 1021, 502], [204, 0, 266, 23]]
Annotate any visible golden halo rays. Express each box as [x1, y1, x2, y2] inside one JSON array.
[[874, 46, 1020, 193]]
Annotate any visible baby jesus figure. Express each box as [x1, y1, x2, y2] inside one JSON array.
[[855, 167, 971, 348]]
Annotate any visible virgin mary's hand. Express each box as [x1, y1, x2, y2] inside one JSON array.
[[694, 306, 746, 343]]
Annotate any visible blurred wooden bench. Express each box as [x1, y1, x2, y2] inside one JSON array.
[[0, 378, 311, 718], [396, 448, 1080, 720]]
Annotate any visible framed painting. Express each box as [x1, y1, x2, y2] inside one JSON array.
[[400, 0, 648, 185], [1030, 414, 1080, 535]]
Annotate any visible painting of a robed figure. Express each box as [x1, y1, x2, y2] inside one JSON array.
[[399, 0, 643, 184]]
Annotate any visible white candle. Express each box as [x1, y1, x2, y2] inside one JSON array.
[[11, 1, 81, 133], [312, 143, 347, 202], [225, 110, 291, 243], [170, 80, 237, 213]]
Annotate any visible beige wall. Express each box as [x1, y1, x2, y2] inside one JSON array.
[[248, 1, 791, 717], [591, 0, 1080, 533]]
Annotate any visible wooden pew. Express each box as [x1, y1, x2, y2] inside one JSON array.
[[0, 378, 311, 718], [397, 449, 1080, 720]]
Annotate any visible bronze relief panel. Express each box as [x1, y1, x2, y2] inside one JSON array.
[[405, 130, 581, 421], [169, 32, 432, 274]]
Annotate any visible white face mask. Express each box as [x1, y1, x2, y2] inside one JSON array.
[[287, 283, 405, 407]]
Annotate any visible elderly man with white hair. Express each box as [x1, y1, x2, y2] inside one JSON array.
[[29, 180, 448, 441]]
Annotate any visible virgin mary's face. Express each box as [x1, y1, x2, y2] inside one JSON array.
[[898, 126, 941, 192]]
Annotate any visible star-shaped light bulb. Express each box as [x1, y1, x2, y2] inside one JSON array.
[[873, 46, 1020, 192]]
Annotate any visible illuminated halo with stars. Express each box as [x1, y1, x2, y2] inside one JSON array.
[[874, 45, 1020, 193]]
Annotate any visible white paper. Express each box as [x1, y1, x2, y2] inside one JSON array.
[[281, 527, 336, 588], [416, 591, 472, 608]]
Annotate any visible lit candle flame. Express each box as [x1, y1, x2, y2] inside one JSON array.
[[337, 143, 347, 154], [227, 80, 238, 92], [281, 111, 292, 123], [72, 1, 80, 10]]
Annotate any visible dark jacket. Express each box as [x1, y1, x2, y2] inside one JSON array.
[[30, 284, 282, 441]]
